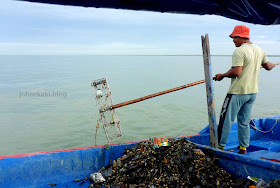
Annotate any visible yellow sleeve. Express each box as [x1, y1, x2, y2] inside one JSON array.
[[232, 49, 244, 67], [261, 52, 269, 65]]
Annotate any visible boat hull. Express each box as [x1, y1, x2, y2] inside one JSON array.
[[1, 116, 280, 187]]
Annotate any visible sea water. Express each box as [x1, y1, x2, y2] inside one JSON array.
[[0, 55, 279, 156]]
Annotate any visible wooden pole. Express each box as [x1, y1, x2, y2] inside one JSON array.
[[201, 34, 218, 148], [100, 61, 280, 113], [101, 79, 206, 112]]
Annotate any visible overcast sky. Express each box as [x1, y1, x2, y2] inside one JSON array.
[[1, 0, 280, 55]]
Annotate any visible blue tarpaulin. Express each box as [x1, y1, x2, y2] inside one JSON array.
[[19, 0, 280, 25]]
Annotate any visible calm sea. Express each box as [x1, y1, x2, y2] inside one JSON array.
[[0, 55, 279, 156]]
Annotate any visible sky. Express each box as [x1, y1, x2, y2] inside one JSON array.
[[1, 0, 280, 55]]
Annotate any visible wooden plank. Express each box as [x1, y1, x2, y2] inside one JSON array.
[[201, 34, 218, 148]]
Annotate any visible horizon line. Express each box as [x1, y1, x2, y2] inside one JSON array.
[[0, 54, 279, 57]]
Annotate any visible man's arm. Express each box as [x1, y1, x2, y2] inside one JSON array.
[[262, 62, 275, 70], [214, 66, 243, 81]]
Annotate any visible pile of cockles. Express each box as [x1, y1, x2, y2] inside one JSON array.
[[75, 138, 279, 188]]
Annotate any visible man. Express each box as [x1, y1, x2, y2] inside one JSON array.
[[214, 25, 275, 154]]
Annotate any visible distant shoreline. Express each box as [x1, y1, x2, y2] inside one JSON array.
[[0, 54, 279, 57]]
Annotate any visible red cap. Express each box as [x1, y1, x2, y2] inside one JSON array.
[[229, 25, 250, 39]]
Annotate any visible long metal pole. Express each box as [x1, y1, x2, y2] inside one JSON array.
[[201, 34, 218, 148]]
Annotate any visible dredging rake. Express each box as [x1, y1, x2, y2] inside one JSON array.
[[91, 62, 280, 143], [91, 77, 206, 143]]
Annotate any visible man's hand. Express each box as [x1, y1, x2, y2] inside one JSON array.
[[214, 74, 224, 81], [214, 66, 242, 81], [262, 62, 276, 70]]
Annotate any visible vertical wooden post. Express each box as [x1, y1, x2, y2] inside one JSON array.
[[201, 34, 218, 148]]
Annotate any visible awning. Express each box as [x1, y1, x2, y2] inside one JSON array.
[[18, 0, 280, 25]]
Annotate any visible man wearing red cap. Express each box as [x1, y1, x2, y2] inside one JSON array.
[[214, 25, 275, 154]]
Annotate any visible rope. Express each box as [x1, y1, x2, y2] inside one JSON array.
[[250, 118, 279, 133], [95, 122, 103, 146]]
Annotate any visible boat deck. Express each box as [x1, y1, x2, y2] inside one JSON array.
[[189, 116, 280, 181]]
